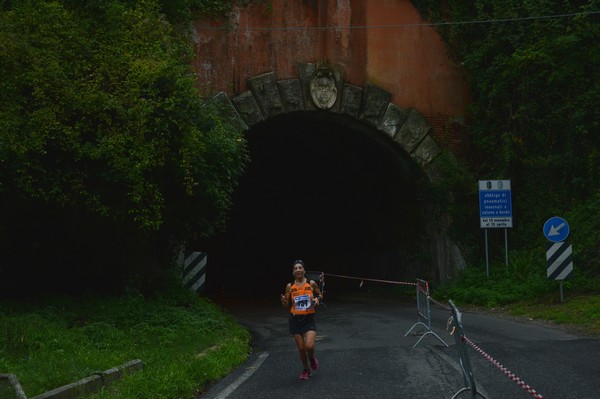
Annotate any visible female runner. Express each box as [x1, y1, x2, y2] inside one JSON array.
[[280, 259, 323, 380]]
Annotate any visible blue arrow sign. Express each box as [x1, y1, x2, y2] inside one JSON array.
[[543, 216, 570, 243]]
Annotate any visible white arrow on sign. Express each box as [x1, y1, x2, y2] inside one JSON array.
[[549, 222, 566, 236]]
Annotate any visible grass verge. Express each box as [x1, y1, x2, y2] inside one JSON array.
[[429, 255, 600, 337], [505, 294, 600, 336], [0, 288, 251, 399]]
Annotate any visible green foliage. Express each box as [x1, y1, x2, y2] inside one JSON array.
[[0, 289, 250, 398], [433, 246, 600, 308], [0, 0, 247, 294], [411, 1, 600, 268], [564, 191, 600, 276], [435, 258, 600, 334], [0, 0, 246, 232], [160, 0, 234, 24], [426, 150, 480, 259], [433, 250, 553, 307]]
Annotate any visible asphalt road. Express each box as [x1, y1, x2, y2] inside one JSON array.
[[199, 291, 600, 399]]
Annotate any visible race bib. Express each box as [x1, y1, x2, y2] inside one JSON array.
[[294, 294, 311, 310]]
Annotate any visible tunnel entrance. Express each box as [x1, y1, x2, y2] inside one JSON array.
[[200, 111, 432, 299]]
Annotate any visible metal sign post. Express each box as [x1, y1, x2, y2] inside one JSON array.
[[479, 180, 513, 276]]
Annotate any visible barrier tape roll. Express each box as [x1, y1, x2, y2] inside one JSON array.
[[463, 336, 545, 399]]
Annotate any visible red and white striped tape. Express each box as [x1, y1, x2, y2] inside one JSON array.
[[463, 336, 545, 399], [324, 273, 417, 286]]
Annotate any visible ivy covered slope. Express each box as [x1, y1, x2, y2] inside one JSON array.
[[0, 0, 247, 296], [412, 1, 600, 277]]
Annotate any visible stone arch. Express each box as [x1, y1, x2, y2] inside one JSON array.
[[206, 63, 465, 283], [209, 63, 443, 178]]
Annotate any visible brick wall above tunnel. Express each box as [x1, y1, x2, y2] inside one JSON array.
[[192, 0, 471, 159]]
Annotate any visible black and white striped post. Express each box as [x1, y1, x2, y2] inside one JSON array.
[[178, 249, 208, 293], [543, 216, 572, 303]]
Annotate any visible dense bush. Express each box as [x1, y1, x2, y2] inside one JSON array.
[[0, 0, 247, 295], [412, 1, 600, 279], [432, 246, 600, 307]]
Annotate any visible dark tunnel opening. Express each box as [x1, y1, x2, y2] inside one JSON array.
[[198, 111, 431, 300]]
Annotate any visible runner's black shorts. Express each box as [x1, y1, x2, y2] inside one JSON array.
[[289, 313, 316, 335]]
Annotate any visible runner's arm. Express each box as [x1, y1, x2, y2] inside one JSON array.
[[310, 280, 323, 303], [280, 283, 292, 309]]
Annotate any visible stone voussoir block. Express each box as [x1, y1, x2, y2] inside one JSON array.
[[207, 92, 249, 133], [359, 83, 391, 127], [277, 79, 305, 113], [231, 90, 264, 127], [411, 134, 442, 167], [394, 108, 432, 154], [339, 84, 363, 118], [378, 103, 408, 139], [247, 72, 286, 118]]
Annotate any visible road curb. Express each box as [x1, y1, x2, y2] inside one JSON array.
[[1, 359, 143, 399]]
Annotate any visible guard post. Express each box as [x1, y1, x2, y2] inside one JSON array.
[[177, 249, 208, 293], [404, 279, 448, 348]]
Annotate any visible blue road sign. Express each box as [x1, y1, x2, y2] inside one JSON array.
[[478, 180, 513, 228], [543, 216, 570, 243]]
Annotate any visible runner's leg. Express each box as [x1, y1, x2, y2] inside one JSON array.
[[304, 330, 317, 362], [293, 334, 309, 370]]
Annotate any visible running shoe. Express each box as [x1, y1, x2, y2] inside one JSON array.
[[310, 357, 319, 371], [300, 369, 311, 380]]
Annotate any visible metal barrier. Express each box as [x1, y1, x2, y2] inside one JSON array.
[[305, 271, 326, 308], [404, 279, 449, 348], [305, 271, 325, 296], [311, 271, 545, 398], [448, 300, 489, 399]]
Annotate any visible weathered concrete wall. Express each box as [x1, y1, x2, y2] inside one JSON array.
[[192, 0, 470, 155]]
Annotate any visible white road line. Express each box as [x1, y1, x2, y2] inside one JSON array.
[[213, 352, 269, 399]]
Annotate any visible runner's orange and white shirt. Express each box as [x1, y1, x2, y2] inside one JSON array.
[[290, 281, 315, 315]]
